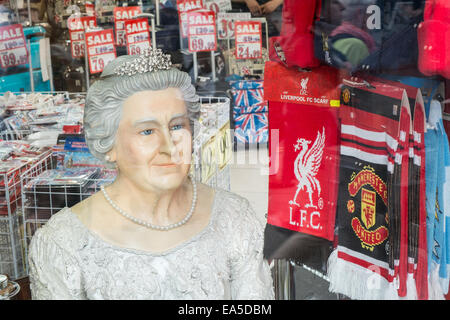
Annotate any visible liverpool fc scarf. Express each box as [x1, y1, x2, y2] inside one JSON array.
[[327, 79, 412, 299], [264, 62, 342, 241]]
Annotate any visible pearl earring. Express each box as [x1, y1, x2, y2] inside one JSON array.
[[105, 155, 111, 162]]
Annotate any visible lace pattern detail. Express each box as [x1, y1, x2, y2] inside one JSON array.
[[28, 188, 275, 300]]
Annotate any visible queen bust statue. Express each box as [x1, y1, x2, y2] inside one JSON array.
[[27, 49, 275, 300]]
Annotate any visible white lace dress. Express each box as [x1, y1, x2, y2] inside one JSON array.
[[28, 188, 275, 300]]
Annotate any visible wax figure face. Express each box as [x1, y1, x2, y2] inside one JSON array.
[[107, 88, 192, 193]]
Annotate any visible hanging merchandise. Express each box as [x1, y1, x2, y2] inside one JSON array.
[[229, 79, 268, 145], [268, 0, 321, 68], [410, 90, 428, 300], [264, 61, 342, 107], [425, 99, 450, 299], [417, 0, 450, 79], [327, 78, 414, 300], [265, 61, 341, 241]]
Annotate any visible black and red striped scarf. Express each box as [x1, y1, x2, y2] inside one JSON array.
[[328, 78, 412, 299]]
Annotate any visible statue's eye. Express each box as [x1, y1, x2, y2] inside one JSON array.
[[171, 124, 183, 131], [140, 129, 153, 136]]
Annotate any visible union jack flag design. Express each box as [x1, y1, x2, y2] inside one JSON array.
[[234, 112, 268, 144], [230, 80, 268, 113]]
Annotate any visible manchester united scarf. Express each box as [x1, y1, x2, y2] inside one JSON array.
[[327, 79, 412, 300]]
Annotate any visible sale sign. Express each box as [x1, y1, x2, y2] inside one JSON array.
[[235, 21, 262, 59], [217, 12, 251, 39], [187, 10, 217, 52], [68, 16, 97, 58], [85, 2, 95, 16], [85, 29, 116, 74], [125, 18, 151, 55], [177, 0, 204, 38], [113, 6, 142, 46], [203, 0, 231, 13], [0, 24, 28, 69]]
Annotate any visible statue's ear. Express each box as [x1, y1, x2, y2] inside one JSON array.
[[106, 147, 118, 163]]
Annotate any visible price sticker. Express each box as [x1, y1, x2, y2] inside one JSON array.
[[177, 0, 204, 38], [235, 21, 262, 59], [187, 10, 217, 52], [216, 12, 250, 40], [85, 29, 116, 74], [0, 24, 28, 69], [113, 6, 142, 46], [68, 16, 97, 58], [125, 18, 150, 55]]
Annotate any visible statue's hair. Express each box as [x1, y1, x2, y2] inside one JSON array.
[[84, 55, 200, 166]]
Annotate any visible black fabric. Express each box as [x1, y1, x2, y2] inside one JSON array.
[[263, 223, 333, 273]]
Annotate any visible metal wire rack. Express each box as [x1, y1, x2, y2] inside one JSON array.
[[193, 96, 232, 189], [0, 150, 50, 280], [20, 153, 116, 273]]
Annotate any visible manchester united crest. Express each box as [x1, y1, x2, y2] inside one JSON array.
[[347, 165, 389, 251]]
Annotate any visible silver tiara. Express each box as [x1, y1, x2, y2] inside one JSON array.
[[114, 48, 172, 77]]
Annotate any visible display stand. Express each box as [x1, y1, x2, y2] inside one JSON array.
[[135, 13, 157, 49], [192, 96, 231, 189], [273, 259, 294, 300]]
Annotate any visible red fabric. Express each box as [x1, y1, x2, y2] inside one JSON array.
[[264, 61, 343, 107], [268, 0, 321, 68], [267, 101, 340, 241], [417, 0, 450, 79], [397, 95, 411, 297], [413, 92, 428, 300]]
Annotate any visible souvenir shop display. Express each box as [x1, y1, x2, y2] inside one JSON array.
[[0, 0, 448, 301]]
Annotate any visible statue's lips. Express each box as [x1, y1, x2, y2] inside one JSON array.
[[153, 163, 177, 167]]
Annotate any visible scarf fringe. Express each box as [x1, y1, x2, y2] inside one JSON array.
[[327, 249, 399, 300], [428, 264, 445, 300], [401, 273, 418, 300]]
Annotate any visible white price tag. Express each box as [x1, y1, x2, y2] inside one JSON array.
[[187, 10, 217, 52], [235, 21, 262, 59], [0, 24, 28, 68], [85, 29, 116, 74]]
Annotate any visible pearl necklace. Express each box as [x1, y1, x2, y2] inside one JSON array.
[[100, 176, 197, 231]]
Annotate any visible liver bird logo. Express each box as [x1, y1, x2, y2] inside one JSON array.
[[289, 127, 325, 208], [300, 77, 309, 95]]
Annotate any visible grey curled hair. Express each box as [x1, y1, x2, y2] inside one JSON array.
[[84, 54, 200, 166]]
